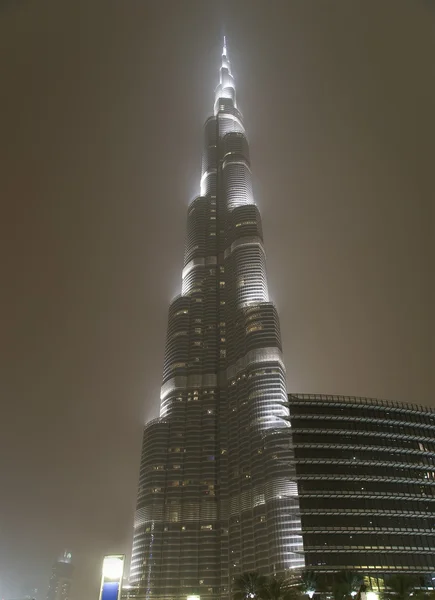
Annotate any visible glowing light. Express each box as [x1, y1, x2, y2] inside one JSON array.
[[187, 595, 200, 600], [307, 592, 315, 599], [102, 556, 124, 581], [366, 593, 378, 600]]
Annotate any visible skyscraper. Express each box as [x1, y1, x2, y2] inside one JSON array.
[[46, 552, 74, 600], [130, 40, 304, 600]]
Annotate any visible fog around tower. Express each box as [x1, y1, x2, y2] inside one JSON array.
[[0, 1, 433, 600]]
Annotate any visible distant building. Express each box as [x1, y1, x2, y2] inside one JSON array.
[[288, 394, 435, 577], [46, 551, 74, 600]]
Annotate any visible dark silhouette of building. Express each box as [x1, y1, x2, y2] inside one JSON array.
[[288, 394, 435, 577], [46, 551, 74, 600], [129, 39, 303, 600]]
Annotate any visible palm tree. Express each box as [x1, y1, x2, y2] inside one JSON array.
[[300, 572, 318, 599], [382, 575, 420, 600], [233, 572, 268, 600], [262, 576, 301, 600], [332, 572, 363, 600]]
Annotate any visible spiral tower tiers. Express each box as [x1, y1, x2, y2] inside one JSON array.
[[130, 40, 304, 600]]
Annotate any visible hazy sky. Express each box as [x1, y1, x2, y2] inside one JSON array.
[[0, 1, 434, 599]]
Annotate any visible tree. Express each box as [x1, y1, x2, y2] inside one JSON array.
[[262, 576, 301, 600], [382, 575, 421, 600], [299, 572, 318, 599], [233, 572, 268, 600], [332, 572, 363, 600]]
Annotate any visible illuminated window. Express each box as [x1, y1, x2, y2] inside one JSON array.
[[246, 323, 263, 333], [171, 362, 187, 369], [235, 220, 256, 227]]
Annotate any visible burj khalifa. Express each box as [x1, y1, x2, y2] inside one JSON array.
[[130, 39, 304, 600]]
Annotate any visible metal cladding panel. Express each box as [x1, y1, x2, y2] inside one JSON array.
[[130, 40, 304, 600]]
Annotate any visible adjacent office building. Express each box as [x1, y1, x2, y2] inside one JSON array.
[[46, 551, 74, 600], [288, 394, 435, 577], [130, 39, 303, 600]]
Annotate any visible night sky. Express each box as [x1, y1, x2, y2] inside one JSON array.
[[0, 1, 433, 599]]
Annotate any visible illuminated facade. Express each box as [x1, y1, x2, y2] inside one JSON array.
[[130, 39, 304, 600], [288, 394, 435, 577]]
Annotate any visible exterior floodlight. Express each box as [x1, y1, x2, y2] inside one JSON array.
[[366, 592, 379, 600], [307, 592, 315, 599]]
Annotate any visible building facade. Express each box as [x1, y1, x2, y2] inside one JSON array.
[[130, 40, 304, 600], [46, 552, 74, 600], [288, 394, 435, 577]]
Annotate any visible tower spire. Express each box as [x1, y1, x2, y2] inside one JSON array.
[[215, 35, 236, 113]]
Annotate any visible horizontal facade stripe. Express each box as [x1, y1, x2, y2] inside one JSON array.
[[226, 346, 284, 379], [224, 235, 265, 259]]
